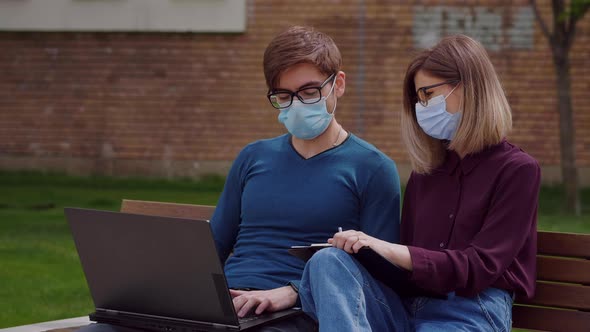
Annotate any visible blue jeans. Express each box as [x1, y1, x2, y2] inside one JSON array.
[[299, 248, 513, 332], [406, 288, 513, 331], [299, 248, 410, 332]]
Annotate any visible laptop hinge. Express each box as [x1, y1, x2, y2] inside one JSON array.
[[96, 308, 119, 315], [94, 307, 240, 329]]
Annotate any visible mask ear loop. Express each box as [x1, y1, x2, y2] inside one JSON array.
[[329, 96, 338, 115], [447, 82, 463, 142], [326, 75, 338, 115], [444, 82, 460, 100]]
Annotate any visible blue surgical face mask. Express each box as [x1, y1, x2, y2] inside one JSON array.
[[415, 86, 461, 140], [278, 81, 337, 140]]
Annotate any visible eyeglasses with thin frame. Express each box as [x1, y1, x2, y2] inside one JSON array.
[[416, 79, 460, 107], [267, 74, 336, 109]]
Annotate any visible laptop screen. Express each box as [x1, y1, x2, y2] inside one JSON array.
[[65, 208, 238, 327]]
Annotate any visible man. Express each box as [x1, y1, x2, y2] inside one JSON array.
[[76, 26, 401, 332], [211, 26, 402, 330]]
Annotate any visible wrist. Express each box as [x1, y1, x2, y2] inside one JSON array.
[[287, 281, 298, 294], [283, 284, 299, 308], [393, 244, 413, 271]]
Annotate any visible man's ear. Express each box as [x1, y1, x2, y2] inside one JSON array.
[[334, 71, 346, 98]]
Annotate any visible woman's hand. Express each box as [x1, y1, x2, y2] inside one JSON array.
[[328, 230, 413, 271], [328, 230, 375, 254]]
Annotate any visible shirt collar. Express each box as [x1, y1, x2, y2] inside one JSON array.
[[439, 139, 508, 175]]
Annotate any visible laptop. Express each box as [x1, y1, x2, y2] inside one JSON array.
[[64, 208, 302, 332]]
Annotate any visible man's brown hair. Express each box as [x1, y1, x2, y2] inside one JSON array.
[[263, 26, 342, 91]]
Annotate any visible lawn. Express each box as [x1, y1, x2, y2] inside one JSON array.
[[0, 171, 223, 328], [0, 171, 588, 328]]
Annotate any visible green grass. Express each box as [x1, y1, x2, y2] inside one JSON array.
[[0, 171, 588, 328], [0, 171, 224, 328], [536, 185, 590, 233]]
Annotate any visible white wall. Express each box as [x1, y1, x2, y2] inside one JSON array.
[[0, 0, 246, 32]]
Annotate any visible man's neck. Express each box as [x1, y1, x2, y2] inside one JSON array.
[[291, 121, 346, 159]]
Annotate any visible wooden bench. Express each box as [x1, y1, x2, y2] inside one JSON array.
[[45, 200, 589, 332], [512, 231, 590, 332], [120, 199, 216, 220], [122, 200, 590, 331]]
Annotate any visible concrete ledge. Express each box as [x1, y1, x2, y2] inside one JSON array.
[[1, 316, 90, 332]]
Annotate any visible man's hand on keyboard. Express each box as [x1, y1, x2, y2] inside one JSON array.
[[230, 286, 298, 318]]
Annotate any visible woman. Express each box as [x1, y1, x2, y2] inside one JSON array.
[[298, 34, 541, 332]]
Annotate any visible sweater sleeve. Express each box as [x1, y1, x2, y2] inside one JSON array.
[[360, 158, 401, 244], [407, 159, 541, 296], [210, 146, 250, 264]]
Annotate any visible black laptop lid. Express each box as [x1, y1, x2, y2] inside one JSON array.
[[65, 208, 238, 326]]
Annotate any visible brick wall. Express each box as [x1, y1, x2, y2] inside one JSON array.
[[0, 0, 589, 184]]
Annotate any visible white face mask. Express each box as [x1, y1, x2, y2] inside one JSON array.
[[415, 85, 461, 140]]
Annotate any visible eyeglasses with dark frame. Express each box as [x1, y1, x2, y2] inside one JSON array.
[[416, 79, 460, 107], [267, 74, 336, 109]]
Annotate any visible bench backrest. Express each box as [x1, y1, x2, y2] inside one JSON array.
[[121, 199, 216, 220], [119, 200, 589, 331], [512, 231, 590, 332]]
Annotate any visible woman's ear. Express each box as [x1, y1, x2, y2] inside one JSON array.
[[334, 71, 346, 98]]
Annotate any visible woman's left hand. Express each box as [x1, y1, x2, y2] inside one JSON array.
[[328, 230, 413, 271], [328, 230, 376, 254]]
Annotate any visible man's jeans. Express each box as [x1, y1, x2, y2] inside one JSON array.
[[299, 247, 513, 332]]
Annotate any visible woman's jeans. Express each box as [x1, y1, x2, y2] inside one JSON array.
[[299, 247, 513, 332]]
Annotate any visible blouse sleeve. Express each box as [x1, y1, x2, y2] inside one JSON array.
[[407, 159, 541, 296]]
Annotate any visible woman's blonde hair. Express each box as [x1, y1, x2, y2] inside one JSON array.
[[401, 34, 512, 174]]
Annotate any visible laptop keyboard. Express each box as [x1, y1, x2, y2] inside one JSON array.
[[238, 315, 260, 324]]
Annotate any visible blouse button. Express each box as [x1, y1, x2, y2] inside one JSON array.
[[439, 242, 445, 248]]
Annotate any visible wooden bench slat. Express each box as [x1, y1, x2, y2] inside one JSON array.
[[537, 256, 590, 284], [512, 305, 590, 332], [121, 199, 215, 220], [516, 282, 590, 310], [537, 231, 590, 258]]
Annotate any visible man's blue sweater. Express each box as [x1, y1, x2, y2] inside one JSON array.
[[210, 133, 401, 291]]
